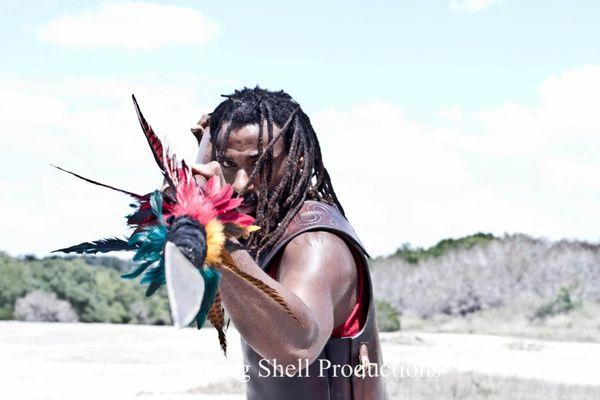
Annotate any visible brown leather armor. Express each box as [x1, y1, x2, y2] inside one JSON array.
[[241, 201, 388, 399]]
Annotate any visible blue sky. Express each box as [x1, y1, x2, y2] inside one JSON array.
[[1, 0, 600, 256], [2, 1, 599, 112]]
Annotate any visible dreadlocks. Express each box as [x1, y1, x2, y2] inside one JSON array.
[[208, 87, 344, 261]]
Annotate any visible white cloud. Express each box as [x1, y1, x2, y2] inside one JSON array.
[[450, 0, 500, 12], [38, 2, 218, 50], [3, 65, 600, 257], [438, 106, 463, 122], [315, 102, 470, 188], [538, 156, 600, 191], [314, 65, 600, 255], [467, 65, 600, 156], [0, 91, 65, 124], [0, 77, 212, 257]]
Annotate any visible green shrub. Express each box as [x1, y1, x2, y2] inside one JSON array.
[[0, 254, 34, 319], [376, 300, 401, 332], [531, 285, 581, 321]]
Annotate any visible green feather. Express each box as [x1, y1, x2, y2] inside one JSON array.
[[121, 258, 156, 279], [122, 193, 168, 296], [149, 190, 163, 220], [195, 266, 221, 327]]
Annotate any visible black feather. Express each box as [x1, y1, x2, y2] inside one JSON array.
[[52, 237, 133, 254], [51, 164, 144, 200]]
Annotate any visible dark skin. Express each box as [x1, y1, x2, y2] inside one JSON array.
[[190, 117, 358, 368]]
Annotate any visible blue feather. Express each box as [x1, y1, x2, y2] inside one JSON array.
[[149, 190, 163, 220], [195, 266, 221, 327], [140, 262, 164, 284], [121, 190, 222, 330], [143, 259, 166, 296], [121, 191, 168, 296], [121, 258, 156, 279]]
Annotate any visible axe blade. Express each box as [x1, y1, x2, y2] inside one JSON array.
[[164, 241, 205, 329]]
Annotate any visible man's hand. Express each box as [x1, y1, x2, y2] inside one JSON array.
[[190, 113, 210, 145], [158, 113, 212, 191], [191, 161, 226, 189], [190, 113, 225, 188]]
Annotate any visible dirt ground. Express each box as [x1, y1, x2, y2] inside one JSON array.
[[1, 321, 599, 399]]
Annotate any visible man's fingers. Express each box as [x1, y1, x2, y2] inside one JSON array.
[[191, 113, 221, 185], [190, 123, 203, 135], [195, 128, 213, 164], [190, 113, 211, 144], [191, 161, 225, 188], [194, 175, 207, 187], [192, 161, 219, 176], [198, 113, 210, 128], [190, 124, 206, 144]]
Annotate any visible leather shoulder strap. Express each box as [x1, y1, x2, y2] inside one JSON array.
[[258, 200, 369, 270]]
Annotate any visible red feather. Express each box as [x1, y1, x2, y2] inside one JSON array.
[[132, 95, 166, 174], [167, 176, 255, 227], [132, 94, 180, 191]]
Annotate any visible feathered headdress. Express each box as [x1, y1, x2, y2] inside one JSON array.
[[53, 95, 297, 355]]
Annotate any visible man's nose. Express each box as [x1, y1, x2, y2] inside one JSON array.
[[232, 169, 253, 195]]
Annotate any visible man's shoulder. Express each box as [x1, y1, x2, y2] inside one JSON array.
[[284, 199, 354, 262], [278, 230, 357, 283], [288, 200, 368, 257], [259, 199, 367, 270], [285, 230, 353, 256]]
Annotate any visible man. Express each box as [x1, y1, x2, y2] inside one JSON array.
[[190, 87, 386, 400]]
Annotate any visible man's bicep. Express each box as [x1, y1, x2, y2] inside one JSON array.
[[276, 231, 357, 340]]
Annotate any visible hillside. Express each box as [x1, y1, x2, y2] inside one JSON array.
[[370, 234, 600, 341], [2, 233, 600, 341], [0, 252, 170, 324]]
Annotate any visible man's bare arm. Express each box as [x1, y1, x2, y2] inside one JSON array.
[[187, 121, 356, 365], [219, 231, 357, 366]]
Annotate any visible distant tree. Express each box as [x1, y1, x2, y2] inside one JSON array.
[[392, 233, 496, 264], [82, 255, 136, 273], [0, 252, 170, 325], [0, 254, 33, 319]]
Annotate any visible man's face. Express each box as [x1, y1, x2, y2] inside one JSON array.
[[216, 122, 288, 216]]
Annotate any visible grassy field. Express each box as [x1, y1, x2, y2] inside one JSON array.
[[2, 234, 599, 398], [386, 370, 600, 400], [400, 301, 600, 343]]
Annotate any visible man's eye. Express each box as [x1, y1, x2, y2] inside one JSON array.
[[222, 159, 235, 168]]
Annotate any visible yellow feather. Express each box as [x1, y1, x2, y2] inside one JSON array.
[[242, 225, 260, 239], [205, 219, 226, 266]]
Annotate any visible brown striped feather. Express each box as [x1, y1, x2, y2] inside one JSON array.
[[220, 251, 302, 326]]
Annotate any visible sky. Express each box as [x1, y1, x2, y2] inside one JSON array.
[[1, 0, 600, 257]]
